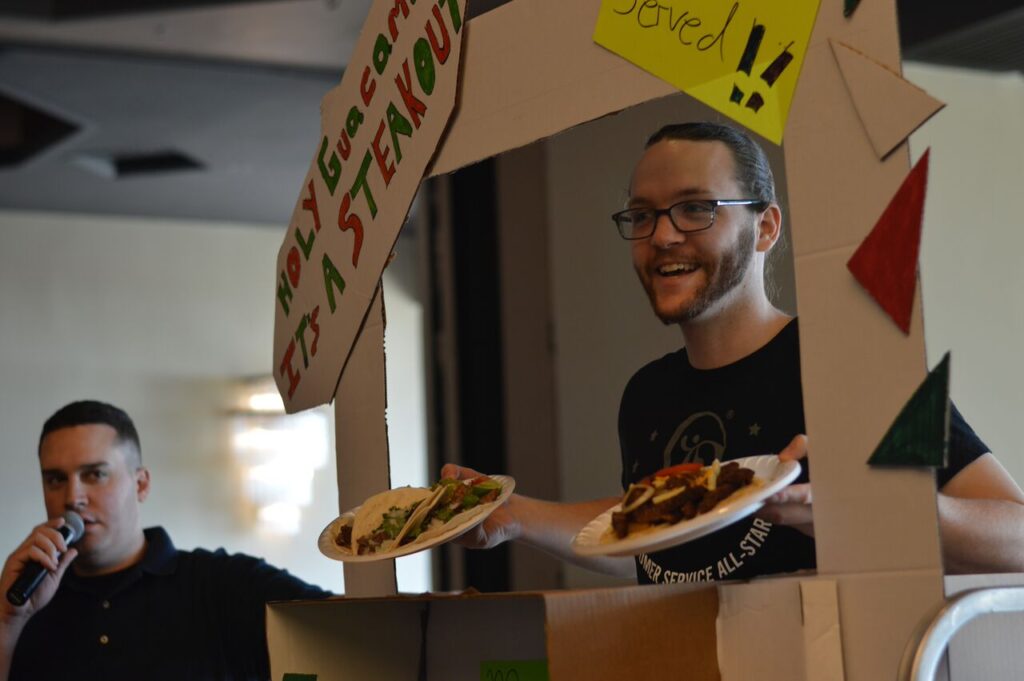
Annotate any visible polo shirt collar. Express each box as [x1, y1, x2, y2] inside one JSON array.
[[62, 526, 177, 597], [139, 526, 178, 576]]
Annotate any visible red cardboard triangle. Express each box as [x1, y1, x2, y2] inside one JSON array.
[[847, 149, 930, 334]]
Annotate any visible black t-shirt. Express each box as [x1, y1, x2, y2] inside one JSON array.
[[10, 526, 330, 681], [618, 319, 988, 584]]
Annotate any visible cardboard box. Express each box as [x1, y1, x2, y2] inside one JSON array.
[[269, 582, 719, 681]]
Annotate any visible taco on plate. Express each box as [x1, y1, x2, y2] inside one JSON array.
[[344, 486, 439, 555], [335, 475, 506, 555], [399, 475, 504, 543], [610, 460, 757, 539]]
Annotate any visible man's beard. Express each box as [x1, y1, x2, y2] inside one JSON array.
[[650, 225, 756, 324]]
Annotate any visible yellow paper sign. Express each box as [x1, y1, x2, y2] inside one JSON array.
[[593, 0, 821, 144]]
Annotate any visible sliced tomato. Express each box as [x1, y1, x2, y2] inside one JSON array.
[[651, 462, 703, 479]]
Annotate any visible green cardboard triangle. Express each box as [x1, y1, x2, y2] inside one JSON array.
[[867, 352, 950, 468]]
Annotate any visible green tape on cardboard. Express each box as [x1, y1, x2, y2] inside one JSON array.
[[282, 674, 317, 681], [843, 0, 861, 18], [481, 660, 549, 681], [867, 352, 950, 468]]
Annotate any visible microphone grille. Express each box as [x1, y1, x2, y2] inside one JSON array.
[[63, 510, 85, 542]]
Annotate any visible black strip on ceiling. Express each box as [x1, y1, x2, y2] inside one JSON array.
[[114, 150, 203, 176], [0, 91, 78, 167], [898, 0, 1023, 47], [0, 0, 286, 21]]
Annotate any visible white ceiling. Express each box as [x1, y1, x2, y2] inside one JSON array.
[[4, 0, 1014, 228], [0, 0, 373, 226]]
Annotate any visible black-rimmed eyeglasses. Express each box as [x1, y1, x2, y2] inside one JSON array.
[[611, 199, 768, 240]]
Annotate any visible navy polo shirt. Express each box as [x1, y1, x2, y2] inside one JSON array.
[[10, 527, 329, 681]]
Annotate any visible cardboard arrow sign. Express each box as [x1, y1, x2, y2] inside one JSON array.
[[273, 0, 466, 413]]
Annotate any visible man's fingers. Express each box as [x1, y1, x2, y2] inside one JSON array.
[[440, 463, 461, 479], [37, 526, 68, 553], [25, 545, 59, 572], [452, 505, 516, 550], [757, 502, 814, 527], [54, 548, 78, 579], [768, 483, 812, 505], [758, 481, 813, 529], [440, 463, 483, 480], [778, 433, 809, 462], [452, 522, 491, 549], [454, 526, 488, 549]]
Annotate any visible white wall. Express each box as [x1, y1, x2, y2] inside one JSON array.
[[0, 209, 429, 594], [906, 62, 1024, 487]]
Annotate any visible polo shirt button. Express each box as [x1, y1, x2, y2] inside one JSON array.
[[102, 600, 111, 609], [99, 634, 110, 645]]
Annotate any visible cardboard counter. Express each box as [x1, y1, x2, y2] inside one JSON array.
[[269, 572, 1024, 681]]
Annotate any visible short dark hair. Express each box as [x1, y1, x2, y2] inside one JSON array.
[[645, 122, 777, 205], [39, 400, 142, 462]]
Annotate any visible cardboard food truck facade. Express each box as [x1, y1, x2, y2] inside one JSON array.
[[269, 0, 1023, 678]]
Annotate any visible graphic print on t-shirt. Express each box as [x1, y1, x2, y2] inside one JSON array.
[[661, 410, 728, 468], [635, 404, 785, 583], [619, 321, 816, 583]]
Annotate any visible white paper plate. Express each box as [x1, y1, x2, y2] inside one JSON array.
[[571, 456, 801, 557], [318, 475, 516, 562]]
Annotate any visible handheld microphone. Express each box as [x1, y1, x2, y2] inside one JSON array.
[[6, 511, 85, 606]]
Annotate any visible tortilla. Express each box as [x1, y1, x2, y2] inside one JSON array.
[[393, 485, 446, 546], [350, 486, 434, 553]]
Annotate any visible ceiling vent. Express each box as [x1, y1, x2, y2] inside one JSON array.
[[0, 91, 78, 168], [71, 149, 204, 179]]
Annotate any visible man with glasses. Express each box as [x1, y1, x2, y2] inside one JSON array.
[[445, 121, 1024, 582]]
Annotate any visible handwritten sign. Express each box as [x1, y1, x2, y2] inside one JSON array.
[[480, 660, 549, 681], [593, 0, 821, 143], [272, 0, 466, 412]]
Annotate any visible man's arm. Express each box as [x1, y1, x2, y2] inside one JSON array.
[[0, 520, 77, 681], [763, 437, 1024, 573], [442, 465, 635, 578], [938, 453, 1024, 573]]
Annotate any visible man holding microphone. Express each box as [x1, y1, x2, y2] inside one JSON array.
[[0, 400, 328, 681]]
